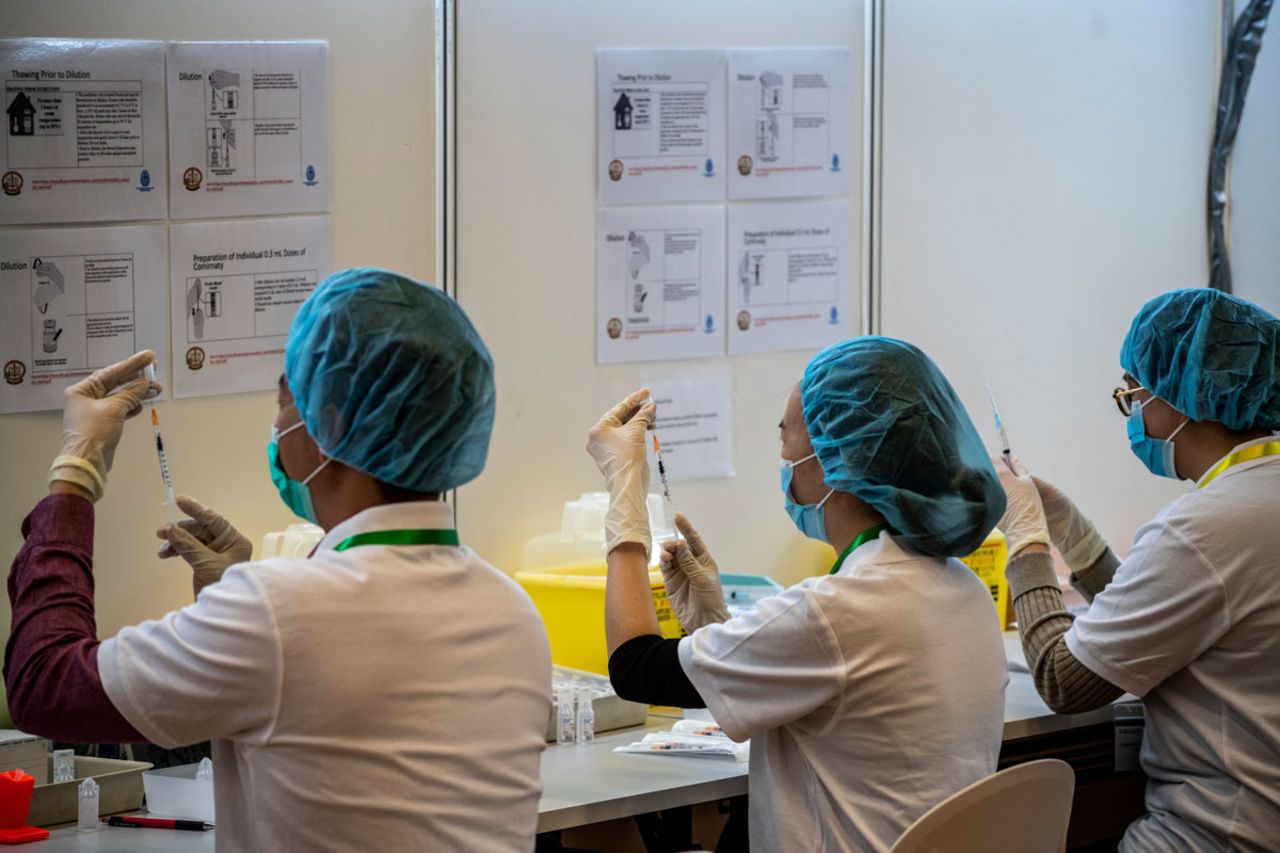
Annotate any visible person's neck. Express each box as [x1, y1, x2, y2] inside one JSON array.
[[1177, 424, 1274, 482], [311, 465, 442, 531], [823, 491, 887, 557]]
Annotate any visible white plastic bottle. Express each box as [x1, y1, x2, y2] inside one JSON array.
[[77, 777, 99, 832], [556, 687, 575, 745]]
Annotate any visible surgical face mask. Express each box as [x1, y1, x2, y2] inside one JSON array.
[[780, 452, 835, 542], [268, 419, 332, 523], [1127, 398, 1190, 480]]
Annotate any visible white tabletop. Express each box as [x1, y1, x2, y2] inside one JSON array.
[[38, 633, 1118, 848]]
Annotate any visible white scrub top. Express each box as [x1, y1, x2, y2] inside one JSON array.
[[678, 531, 1008, 852], [99, 501, 552, 853], [1067, 436, 1280, 852]]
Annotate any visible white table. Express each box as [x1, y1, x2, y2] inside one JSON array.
[[36, 633, 1117, 849]]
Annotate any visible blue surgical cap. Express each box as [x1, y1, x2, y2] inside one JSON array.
[[1121, 288, 1280, 432], [800, 337, 1005, 558], [285, 268, 496, 492]]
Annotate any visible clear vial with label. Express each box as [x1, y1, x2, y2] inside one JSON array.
[[77, 777, 99, 832], [556, 687, 575, 745], [575, 688, 595, 745]]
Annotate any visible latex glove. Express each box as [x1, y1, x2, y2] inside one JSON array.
[[587, 388, 656, 557], [993, 455, 1051, 558], [1032, 476, 1108, 572], [659, 513, 730, 632], [48, 350, 157, 502], [157, 495, 252, 594]]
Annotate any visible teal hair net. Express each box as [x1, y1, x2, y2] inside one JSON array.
[[284, 268, 496, 492], [800, 337, 1005, 558], [1121, 288, 1280, 432]]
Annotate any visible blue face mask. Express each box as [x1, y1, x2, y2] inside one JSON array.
[[781, 453, 835, 542], [268, 420, 331, 523], [1127, 398, 1190, 480]]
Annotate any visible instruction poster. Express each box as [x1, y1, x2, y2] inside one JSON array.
[[728, 200, 853, 355], [169, 216, 330, 399], [727, 47, 852, 200], [646, 373, 735, 483], [0, 39, 167, 225], [0, 225, 168, 414], [597, 205, 725, 364], [597, 49, 725, 206], [167, 41, 330, 220]]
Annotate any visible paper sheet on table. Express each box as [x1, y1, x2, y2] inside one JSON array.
[[645, 374, 735, 483], [727, 47, 853, 201], [169, 216, 330, 399], [597, 49, 726, 206], [728, 199, 854, 355], [597, 205, 726, 364], [167, 41, 330, 219], [615, 719, 749, 762], [0, 39, 167, 225], [0, 225, 168, 414]]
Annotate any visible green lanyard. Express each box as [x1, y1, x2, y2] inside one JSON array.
[[829, 525, 888, 575], [1198, 440, 1280, 490], [333, 529, 459, 552]]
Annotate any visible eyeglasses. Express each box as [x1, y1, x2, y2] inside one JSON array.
[[1112, 385, 1147, 417]]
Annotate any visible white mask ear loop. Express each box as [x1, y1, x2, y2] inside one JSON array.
[[300, 456, 332, 486], [1167, 417, 1191, 442], [815, 488, 836, 509]]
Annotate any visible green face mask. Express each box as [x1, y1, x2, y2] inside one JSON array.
[[268, 420, 330, 524]]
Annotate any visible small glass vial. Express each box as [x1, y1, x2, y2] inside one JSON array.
[[77, 777, 99, 832], [196, 756, 214, 782], [52, 749, 75, 784], [556, 688, 575, 745], [575, 688, 595, 745]]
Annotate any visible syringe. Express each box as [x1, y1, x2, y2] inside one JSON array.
[[985, 383, 1014, 473], [145, 364, 179, 524], [651, 430, 679, 541]]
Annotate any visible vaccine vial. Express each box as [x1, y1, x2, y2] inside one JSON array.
[[556, 688, 575, 745], [77, 777, 99, 832], [576, 688, 595, 745]]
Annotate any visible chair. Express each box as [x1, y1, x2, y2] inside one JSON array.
[[890, 759, 1075, 853]]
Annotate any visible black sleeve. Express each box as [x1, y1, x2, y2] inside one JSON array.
[[608, 634, 706, 709]]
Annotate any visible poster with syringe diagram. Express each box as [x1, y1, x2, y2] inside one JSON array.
[[169, 216, 330, 398], [0, 225, 168, 414]]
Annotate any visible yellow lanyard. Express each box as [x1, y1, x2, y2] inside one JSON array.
[[1197, 440, 1280, 490]]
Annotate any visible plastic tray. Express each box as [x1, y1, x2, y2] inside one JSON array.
[[29, 755, 152, 828], [143, 763, 215, 823]]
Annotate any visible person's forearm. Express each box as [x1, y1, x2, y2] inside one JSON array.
[[1007, 549, 1123, 714], [4, 495, 144, 743], [605, 542, 661, 655], [1068, 547, 1120, 603]]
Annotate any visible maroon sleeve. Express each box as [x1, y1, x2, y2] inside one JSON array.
[[4, 494, 144, 743]]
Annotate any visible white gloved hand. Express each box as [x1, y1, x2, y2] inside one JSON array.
[[587, 388, 656, 557], [1032, 476, 1108, 572], [49, 350, 157, 502], [659, 513, 730, 632], [993, 456, 1051, 558], [156, 495, 252, 594]]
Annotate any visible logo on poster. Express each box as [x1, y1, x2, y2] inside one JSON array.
[[737, 310, 751, 332], [737, 156, 753, 177], [608, 160, 624, 182], [828, 306, 839, 325], [185, 347, 206, 371], [304, 164, 317, 186], [138, 169, 153, 192], [183, 167, 203, 191], [703, 158, 716, 178], [3, 360, 26, 385], [703, 314, 715, 333], [830, 154, 841, 173], [1, 171, 22, 196]]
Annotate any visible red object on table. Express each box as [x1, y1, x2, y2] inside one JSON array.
[[0, 769, 50, 845]]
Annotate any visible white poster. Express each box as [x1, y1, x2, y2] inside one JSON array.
[[728, 200, 853, 355], [597, 49, 726, 206], [0, 39, 167, 225], [597, 205, 725, 364], [0, 225, 168, 414], [167, 41, 330, 220], [727, 47, 852, 201], [646, 373, 735, 484], [169, 216, 331, 398]]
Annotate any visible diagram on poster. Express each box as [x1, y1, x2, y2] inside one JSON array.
[[597, 49, 726, 206], [727, 48, 852, 200], [169, 216, 330, 398], [0, 225, 168, 414], [597, 205, 725, 364], [0, 39, 167, 225], [167, 41, 330, 219], [728, 200, 853, 355]]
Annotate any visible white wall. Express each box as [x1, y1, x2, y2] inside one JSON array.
[[451, 0, 869, 585], [0, 0, 435, 639], [878, 1, 1224, 556]]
